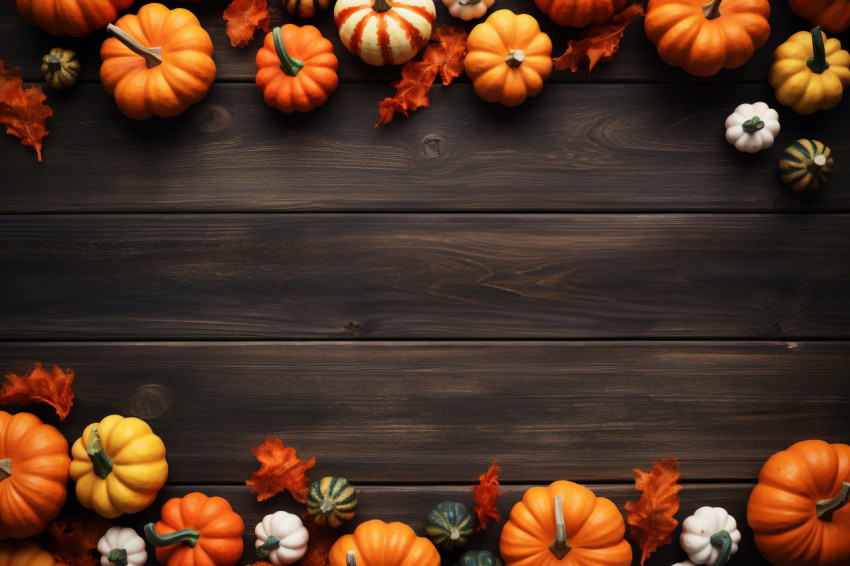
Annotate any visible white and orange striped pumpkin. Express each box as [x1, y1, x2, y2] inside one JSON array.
[[334, 0, 436, 66]]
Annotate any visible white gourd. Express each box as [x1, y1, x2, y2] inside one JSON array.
[[97, 526, 147, 566], [671, 562, 698, 566], [255, 510, 310, 565], [725, 102, 781, 153], [680, 507, 741, 566], [442, 0, 495, 20]]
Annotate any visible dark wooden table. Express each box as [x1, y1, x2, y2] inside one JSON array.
[[1, 0, 849, 564]]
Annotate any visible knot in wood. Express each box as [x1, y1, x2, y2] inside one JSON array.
[[127, 384, 172, 420], [193, 104, 232, 133], [421, 135, 447, 159]]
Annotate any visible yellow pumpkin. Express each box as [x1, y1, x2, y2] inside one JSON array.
[[0, 539, 55, 566], [70, 414, 168, 518]]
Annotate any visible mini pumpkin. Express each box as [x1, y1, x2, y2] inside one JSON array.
[[778, 139, 834, 192], [725, 102, 780, 153], [788, 0, 850, 35], [41, 47, 80, 89], [328, 520, 440, 566], [680, 507, 740, 566], [455, 550, 504, 566], [97, 527, 147, 566], [535, 0, 627, 28], [645, 0, 771, 77], [306, 477, 358, 528], [334, 0, 436, 66], [769, 27, 850, 115], [464, 10, 553, 107], [425, 501, 474, 552], [100, 3, 216, 119], [255, 511, 309, 566], [12, 0, 134, 36], [287, 0, 330, 18], [443, 0, 494, 20], [0, 539, 55, 566]]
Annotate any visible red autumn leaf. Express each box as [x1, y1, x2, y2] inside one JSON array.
[[553, 4, 644, 73], [46, 515, 113, 566], [0, 361, 74, 420], [248, 562, 275, 566], [223, 0, 270, 48], [625, 457, 682, 565], [376, 24, 467, 126], [0, 61, 52, 161], [295, 518, 340, 566], [471, 460, 507, 531], [246, 437, 316, 503]]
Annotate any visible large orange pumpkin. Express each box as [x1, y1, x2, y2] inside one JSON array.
[[12, 0, 134, 36], [747, 440, 850, 566], [644, 0, 771, 77], [328, 520, 440, 566], [500, 480, 632, 566], [788, 0, 850, 35], [0, 539, 56, 566], [534, 0, 627, 28], [0, 411, 70, 540]]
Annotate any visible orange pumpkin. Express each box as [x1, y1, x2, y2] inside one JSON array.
[[0, 411, 70, 540], [789, 0, 850, 35], [100, 3, 217, 120], [255, 25, 339, 113], [464, 10, 553, 107], [534, 0, 627, 28], [500, 480, 632, 566], [0, 539, 56, 566], [12, 0, 133, 36], [645, 0, 771, 77], [747, 440, 850, 566], [328, 520, 440, 566]]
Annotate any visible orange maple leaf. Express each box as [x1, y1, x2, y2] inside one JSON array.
[[0, 61, 52, 162], [246, 437, 316, 503], [376, 24, 467, 126], [471, 460, 507, 531], [0, 362, 74, 420], [46, 515, 113, 566], [553, 4, 644, 73], [223, 0, 270, 48], [295, 518, 340, 566], [625, 457, 682, 565]]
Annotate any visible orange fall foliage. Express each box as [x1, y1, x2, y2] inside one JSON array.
[[553, 4, 645, 73], [46, 515, 113, 566], [471, 460, 507, 531], [246, 437, 316, 503], [0, 61, 52, 161], [625, 457, 682, 565], [223, 0, 270, 48], [0, 361, 74, 420]]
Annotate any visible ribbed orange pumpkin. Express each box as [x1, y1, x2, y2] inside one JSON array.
[[0, 411, 70, 540], [748, 440, 850, 566], [328, 520, 440, 566], [0, 539, 55, 566], [100, 3, 216, 119], [500, 480, 632, 566], [534, 0, 627, 28], [12, 0, 133, 36], [645, 0, 771, 77], [789, 0, 850, 35]]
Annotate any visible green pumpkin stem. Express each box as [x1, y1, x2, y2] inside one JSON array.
[[548, 495, 571, 559], [346, 551, 357, 566], [0, 458, 10, 481], [144, 523, 201, 548], [742, 116, 764, 134], [106, 23, 163, 69], [46, 54, 63, 74], [319, 499, 336, 514], [272, 27, 305, 77], [372, 0, 392, 12], [702, 0, 722, 19], [257, 535, 281, 558], [816, 481, 850, 521], [807, 27, 830, 74], [107, 548, 128, 566], [708, 530, 733, 566], [86, 426, 114, 479]]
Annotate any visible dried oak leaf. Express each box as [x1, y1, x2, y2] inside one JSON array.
[[46, 515, 113, 566], [248, 562, 275, 566], [376, 24, 467, 126], [625, 457, 682, 565], [0, 61, 52, 162], [223, 0, 270, 48], [246, 437, 316, 503], [295, 518, 340, 566], [0, 361, 74, 420], [471, 460, 507, 531], [553, 4, 644, 73]]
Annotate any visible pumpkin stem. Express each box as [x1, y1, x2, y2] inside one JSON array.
[[106, 23, 163, 69], [107, 548, 128, 566], [46, 54, 63, 73], [346, 551, 357, 566], [505, 50, 525, 68], [0, 458, 10, 481], [742, 116, 764, 134], [816, 481, 850, 521], [144, 523, 201, 548], [272, 27, 305, 77], [257, 535, 281, 558], [319, 499, 336, 514], [86, 425, 114, 479], [708, 530, 733, 566], [702, 0, 722, 19], [548, 495, 571, 559], [457, 0, 482, 4], [372, 0, 392, 12], [807, 27, 830, 74]]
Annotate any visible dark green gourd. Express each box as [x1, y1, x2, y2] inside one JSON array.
[[306, 476, 358, 528], [425, 501, 474, 552], [454, 550, 505, 566]]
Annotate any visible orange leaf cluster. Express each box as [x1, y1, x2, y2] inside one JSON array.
[[295, 518, 340, 566], [376, 24, 467, 126], [246, 437, 316, 503], [0, 61, 52, 161], [625, 457, 682, 565], [223, 0, 270, 48], [46, 516, 113, 566], [0, 362, 74, 420], [471, 460, 507, 531], [553, 4, 645, 73]]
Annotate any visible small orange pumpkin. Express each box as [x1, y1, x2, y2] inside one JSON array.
[[328, 520, 440, 566], [12, 0, 134, 36], [645, 0, 771, 77], [100, 3, 216, 119], [255, 25, 339, 113], [788, 0, 850, 35], [464, 10, 553, 107], [534, 0, 627, 28], [0, 539, 56, 566]]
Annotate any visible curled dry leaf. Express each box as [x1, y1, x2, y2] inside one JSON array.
[[0, 61, 52, 161], [46, 515, 113, 566], [625, 457, 682, 565], [471, 460, 507, 531], [246, 437, 316, 503], [295, 517, 340, 566], [224, 0, 271, 48], [553, 3, 644, 73], [0, 361, 74, 420]]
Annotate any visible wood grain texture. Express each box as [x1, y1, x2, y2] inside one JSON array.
[[2, 83, 849, 212], [2, 342, 847, 483]]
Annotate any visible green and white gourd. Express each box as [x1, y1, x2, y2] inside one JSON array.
[[680, 506, 740, 566], [97, 526, 147, 566], [725, 102, 780, 153], [255, 511, 310, 566], [454, 549, 505, 566], [779, 139, 834, 191], [425, 501, 475, 552], [306, 476, 358, 528]]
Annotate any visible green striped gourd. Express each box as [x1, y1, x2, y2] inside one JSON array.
[[425, 501, 474, 552], [306, 477, 358, 528], [455, 550, 505, 566], [41, 48, 80, 90], [779, 139, 834, 192]]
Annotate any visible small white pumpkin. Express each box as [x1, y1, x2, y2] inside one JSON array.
[[442, 0, 495, 20], [725, 102, 780, 153], [671, 562, 698, 566], [680, 507, 741, 566], [97, 526, 147, 566], [255, 510, 310, 565]]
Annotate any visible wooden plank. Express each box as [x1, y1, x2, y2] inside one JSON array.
[[0, 0, 818, 84], [2, 83, 849, 212], [2, 342, 847, 483]]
